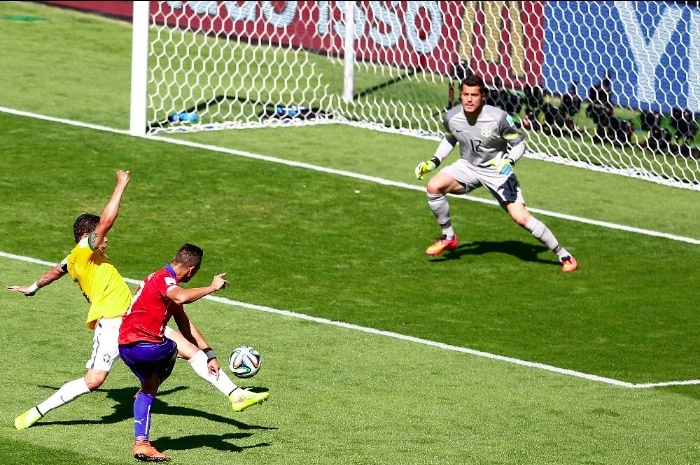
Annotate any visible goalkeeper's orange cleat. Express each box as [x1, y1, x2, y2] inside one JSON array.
[[561, 256, 578, 272], [132, 441, 171, 462], [426, 235, 458, 256]]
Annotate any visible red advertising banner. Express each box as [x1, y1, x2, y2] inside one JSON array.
[[154, 2, 464, 74], [42, 1, 133, 19], [40, 1, 545, 86]]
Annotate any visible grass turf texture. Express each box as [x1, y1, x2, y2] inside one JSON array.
[[3, 244, 700, 465], [2, 112, 700, 464], [1, 1, 700, 463], [2, 111, 700, 384]]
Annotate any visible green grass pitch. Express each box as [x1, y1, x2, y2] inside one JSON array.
[[1, 2, 700, 464]]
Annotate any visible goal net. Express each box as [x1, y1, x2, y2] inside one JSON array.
[[136, 1, 700, 190]]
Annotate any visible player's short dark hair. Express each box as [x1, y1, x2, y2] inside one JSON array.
[[174, 243, 204, 267], [73, 213, 100, 243], [461, 74, 486, 95]]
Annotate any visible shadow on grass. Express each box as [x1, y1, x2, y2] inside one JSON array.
[[32, 385, 276, 431], [154, 433, 272, 453], [430, 239, 559, 266]]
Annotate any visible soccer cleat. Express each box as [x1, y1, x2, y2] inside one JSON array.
[[14, 407, 42, 430], [561, 256, 578, 272], [132, 441, 171, 462], [230, 388, 270, 412], [425, 235, 458, 256]]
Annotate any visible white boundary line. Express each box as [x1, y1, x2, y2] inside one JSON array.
[[2, 107, 700, 388], [144, 136, 700, 245], [2, 252, 698, 390], [2, 106, 699, 245]]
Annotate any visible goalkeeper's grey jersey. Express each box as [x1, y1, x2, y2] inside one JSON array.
[[442, 104, 525, 167]]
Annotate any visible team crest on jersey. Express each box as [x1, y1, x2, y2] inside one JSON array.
[[481, 126, 494, 138], [506, 115, 515, 127]]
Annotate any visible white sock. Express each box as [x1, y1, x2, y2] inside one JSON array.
[[441, 226, 455, 239], [36, 377, 90, 415], [428, 193, 454, 239], [556, 248, 571, 261], [188, 350, 238, 396], [525, 217, 563, 255]]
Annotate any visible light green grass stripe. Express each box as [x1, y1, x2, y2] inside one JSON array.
[[4, 250, 699, 389], [2, 104, 699, 246]]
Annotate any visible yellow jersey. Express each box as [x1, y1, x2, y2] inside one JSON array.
[[62, 236, 132, 330]]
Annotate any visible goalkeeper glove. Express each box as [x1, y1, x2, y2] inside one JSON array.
[[415, 158, 439, 180], [493, 157, 514, 175]]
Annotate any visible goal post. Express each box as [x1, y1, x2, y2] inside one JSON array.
[[131, 1, 700, 190], [129, 0, 150, 137]]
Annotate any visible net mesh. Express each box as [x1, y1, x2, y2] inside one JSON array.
[[146, 1, 700, 190]]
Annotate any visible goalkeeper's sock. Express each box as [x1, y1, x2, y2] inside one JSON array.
[[428, 193, 453, 238], [524, 217, 561, 252], [441, 226, 455, 240], [188, 350, 238, 396], [554, 246, 572, 261], [36, 377, 90, 415]]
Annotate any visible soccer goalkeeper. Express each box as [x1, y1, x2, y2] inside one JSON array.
[[414, 74, 577, 272]]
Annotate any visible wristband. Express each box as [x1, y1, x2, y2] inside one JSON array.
[[28, 282, 39, 293], [205, 349, 217, 360], [429, 156, 441, 168]]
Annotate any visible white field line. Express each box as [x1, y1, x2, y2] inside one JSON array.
[[1, 250, 698, 389], [3, 105, 698, 245], [146, 136, 700, 245], [2, 107, 700, 388]]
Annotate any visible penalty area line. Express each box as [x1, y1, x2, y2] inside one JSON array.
[[0, 249, 690, 390], [206, 294, 639, 388]]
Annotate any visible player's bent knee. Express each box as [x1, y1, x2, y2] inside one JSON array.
[[84, 371, 109, 391], [506, 203, 530, 226], [426, 181, 441, 195], [175, 341, 199, 360], [427, 179, 460, 196]]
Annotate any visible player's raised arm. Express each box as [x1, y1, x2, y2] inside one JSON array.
[[90, 170, 130, 250]]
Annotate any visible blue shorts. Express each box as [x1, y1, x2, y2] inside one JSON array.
[[118, 339, 178, 384]]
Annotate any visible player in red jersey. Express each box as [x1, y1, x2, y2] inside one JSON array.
[[118, 243, 270, 462], [9, 172, 257, 433]]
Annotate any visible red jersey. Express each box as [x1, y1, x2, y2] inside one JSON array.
[[118, 266, 185, 345]]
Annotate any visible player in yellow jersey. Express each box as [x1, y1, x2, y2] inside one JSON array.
[[8, 171, 261, 432]]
